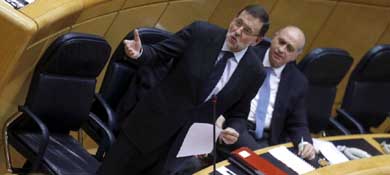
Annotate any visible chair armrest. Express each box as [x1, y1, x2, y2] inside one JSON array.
[[329, 117, 351, 135], [88, 112, 115, 160], [88, 112, 115, 146], [94, 93, 117, 131], [336, 108, 366, 134], [18, 106, 49, 171]]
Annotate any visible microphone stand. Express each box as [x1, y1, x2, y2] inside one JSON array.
[[211, 95, 217, 175]]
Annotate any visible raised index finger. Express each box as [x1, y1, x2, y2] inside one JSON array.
[[133, 29, 141, 44]]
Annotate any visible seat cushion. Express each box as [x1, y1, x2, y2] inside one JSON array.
[[15, 132, 99, 175]]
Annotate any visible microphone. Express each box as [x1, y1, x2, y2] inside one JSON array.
[[211, 95, 217, 175]]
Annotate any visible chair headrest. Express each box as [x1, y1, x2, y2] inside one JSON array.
[[298, 48, 353, 86], [257, 37, 271, 47], [37, 32, 111, 78], [352, 44, 390, 82]]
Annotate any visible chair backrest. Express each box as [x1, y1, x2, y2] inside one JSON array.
[[95, 27, 172, 124], [341, 44, 390, 129], [22, 33, 110, 133], [298, 48, 353, 133], [257, 37, 271, 47]]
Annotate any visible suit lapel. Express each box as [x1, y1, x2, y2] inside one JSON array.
[[199, 31, 226, 80], [271, 64, 292, 125], [217, 51, 251, 98], [218, 46, 265, 102], [196, 31, 226, 103]]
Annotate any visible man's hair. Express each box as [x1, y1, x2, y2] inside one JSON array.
[[238, 4, 270, 37]]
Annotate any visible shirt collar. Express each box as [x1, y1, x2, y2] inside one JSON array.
[[221, 41, 248, 63], [263, 48, 285, 78]]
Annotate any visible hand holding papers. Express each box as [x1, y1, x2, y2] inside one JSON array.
[[176, 123, 222, 157]]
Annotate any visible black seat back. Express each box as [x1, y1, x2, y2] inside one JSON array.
[[5, 33, 111, 174], [341, 44, 390, 130], [19, 33, 110, 133], [257, 37, 271, 47], [298, 48, 353, 133]]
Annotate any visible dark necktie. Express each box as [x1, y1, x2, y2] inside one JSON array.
[[200, 51, 234, 101]]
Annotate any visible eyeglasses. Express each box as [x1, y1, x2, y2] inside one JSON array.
[[232, 18, 259, 36]]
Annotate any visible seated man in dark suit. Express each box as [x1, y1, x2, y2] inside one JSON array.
[[218, 26, 316, 160], [98, 4, 270, 175]]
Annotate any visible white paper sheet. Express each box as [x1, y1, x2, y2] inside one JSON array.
[[313, 138, 349, 164], [176, 123, 222, 157], [216, 166, 237, 175], [268, 146, 315, 174]]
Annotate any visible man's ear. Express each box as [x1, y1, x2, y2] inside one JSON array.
[[251, 36, 263, 46], [289, 52, 301, 62]]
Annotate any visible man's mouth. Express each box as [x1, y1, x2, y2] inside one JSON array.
[[272, 50, 282, 61], [229, 35, 237, 44]]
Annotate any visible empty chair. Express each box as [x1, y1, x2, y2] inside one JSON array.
[[336, 44, 390, 134], [82, 28, 173, 151], [298, 48, 353, 135], [4, 33, 114, 174]]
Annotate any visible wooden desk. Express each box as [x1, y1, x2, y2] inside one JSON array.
[[195, 134, 390, 175]]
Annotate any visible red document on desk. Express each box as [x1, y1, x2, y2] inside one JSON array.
[[231, 147, 287, 175]]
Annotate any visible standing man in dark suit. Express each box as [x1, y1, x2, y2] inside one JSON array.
[[218, 26, 316, 160], [98, 4, 270, 175]]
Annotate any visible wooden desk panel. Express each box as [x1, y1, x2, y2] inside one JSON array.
[[195, 134, 390, 175], [306, 155, 390, 175]]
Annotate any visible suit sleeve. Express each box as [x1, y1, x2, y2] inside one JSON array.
[[286, 79, 313, 146], [136, 22, 196, 65], [223, 68, 266, 134]]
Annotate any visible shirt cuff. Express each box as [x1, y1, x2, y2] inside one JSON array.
[[125, 47, 143, 60], [133, 47, 143, 59]]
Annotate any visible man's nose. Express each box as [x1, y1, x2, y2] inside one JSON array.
[[275, 46, 284, 55], [279, 45, 287, 52], [234, 26, 244, 35]]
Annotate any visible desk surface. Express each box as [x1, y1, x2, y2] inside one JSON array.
[[194, 134, 390, 175]]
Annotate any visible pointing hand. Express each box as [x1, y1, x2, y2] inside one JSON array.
[[123, 29, 142, 59]]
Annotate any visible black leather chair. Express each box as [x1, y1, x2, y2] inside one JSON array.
[[336, 44, 390, 134], [298, 48, 353, 136], [258, 37, 271, 47], [3, 33, 114, 174], [82, 28, 173, 155]]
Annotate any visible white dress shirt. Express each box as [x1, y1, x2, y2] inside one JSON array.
[[247, 49, 286, 129], [205, 41, 248, 101]]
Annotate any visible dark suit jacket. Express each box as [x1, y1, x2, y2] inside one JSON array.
[[121, 21, 266, 154], [255, 46, 312, 146], [115, 53, 173, 126]]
